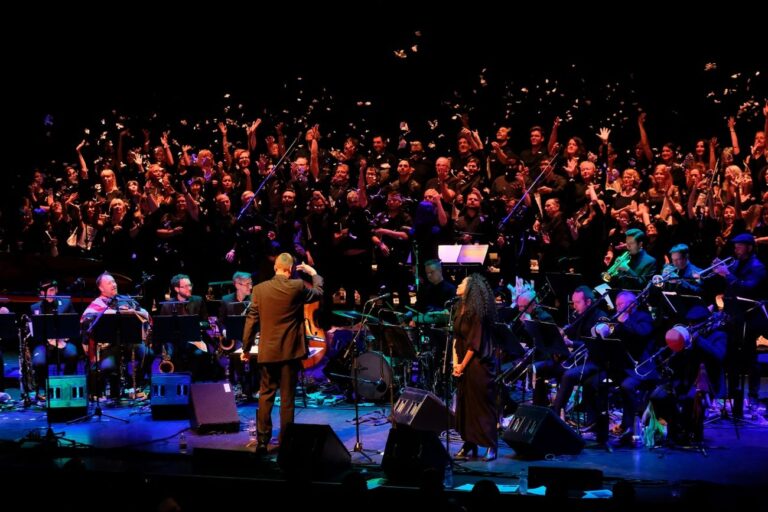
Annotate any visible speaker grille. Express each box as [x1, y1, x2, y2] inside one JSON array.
[[393, 387, 454, 433], [502, 404, 584, 458]]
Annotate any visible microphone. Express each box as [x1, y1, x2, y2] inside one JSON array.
[[366, 292, 391, 303], [445, 296, 461, 306], [374, 379, 388, 393]]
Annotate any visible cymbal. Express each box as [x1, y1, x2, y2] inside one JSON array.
[[332, 310, 379, 323]]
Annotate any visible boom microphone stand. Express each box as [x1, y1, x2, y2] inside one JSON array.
[[348, 297, 384, 462]]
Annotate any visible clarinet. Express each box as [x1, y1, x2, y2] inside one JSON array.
[[18, 315, 35, 406]]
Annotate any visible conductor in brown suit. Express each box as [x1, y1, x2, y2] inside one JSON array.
[[242, 253, 323, 453]]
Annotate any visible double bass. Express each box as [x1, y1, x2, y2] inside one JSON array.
[[303, 271, 327, 369]]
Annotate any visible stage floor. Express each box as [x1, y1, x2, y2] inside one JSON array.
[[2, 382, 768, 508]]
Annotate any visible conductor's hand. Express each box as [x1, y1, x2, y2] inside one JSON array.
[[296, 262, 317, 277]]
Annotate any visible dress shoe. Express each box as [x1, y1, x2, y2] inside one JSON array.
[[482, 446, 497, 462], [255, 442, 269, 455], [454, 442, 477, 460]]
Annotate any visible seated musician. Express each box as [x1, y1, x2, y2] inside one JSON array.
[[30, 279, 79, 399], [551, 286, 608, 426], [159, 274, 221, 381], [666, 244, 703, 295], [407, 259, 456, 326], [219, 271, 255, 397], [650, 305, 727, 444], [81, 273, 150, 399], [608, 291, 656, 442], [513, 290, 557, 406], [612, 228, 657, 289]]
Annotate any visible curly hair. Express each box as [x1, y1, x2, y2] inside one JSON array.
[[461, 273, 497, 324]]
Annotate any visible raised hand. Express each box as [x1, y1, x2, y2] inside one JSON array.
[[597, 127, 611, 143]]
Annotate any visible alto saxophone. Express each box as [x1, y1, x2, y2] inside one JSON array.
[[18, 314, 35, 406]]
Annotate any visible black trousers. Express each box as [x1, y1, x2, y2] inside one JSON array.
[[257, 359, 301, 444]]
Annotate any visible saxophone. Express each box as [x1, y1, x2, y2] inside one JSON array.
[[158, 342, 175, 373], [18, 314, 35, 406]]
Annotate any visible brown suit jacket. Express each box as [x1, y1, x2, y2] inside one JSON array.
[[242, 273, 323, 363]]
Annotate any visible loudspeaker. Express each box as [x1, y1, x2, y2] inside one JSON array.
[[502, 404, 584, 458], [392, 387, 454, 433], [151, 373, 191, 419], [381, 425, 450, 484], [190, 382, 240, 433], [277, 423, 351, 479], [47, 375, 87, 421]]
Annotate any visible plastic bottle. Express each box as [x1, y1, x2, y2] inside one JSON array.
[[179, 432, 188, 454], [248, 419, 257, 443], [518, 468, 528, 495], [443, 462, 453, 489]]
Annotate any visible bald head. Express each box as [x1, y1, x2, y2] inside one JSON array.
[[275, 253, 294, 275]]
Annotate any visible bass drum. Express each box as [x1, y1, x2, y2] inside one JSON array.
[[356, 351, 393, 401]]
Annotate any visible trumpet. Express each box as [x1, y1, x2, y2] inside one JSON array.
[[695, 257, 735, 280], [601, 251, 631, 282]]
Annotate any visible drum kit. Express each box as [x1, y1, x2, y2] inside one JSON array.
[[325, 309, 449, 400]]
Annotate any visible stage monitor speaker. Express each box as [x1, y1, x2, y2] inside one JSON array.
[[381, 425, 450, 484], [502, 404, 584, 458], [277, 423, 351, 479], [190, 382, 240, 433], [393, 387, 454, 433], [151, 373, 191, 419], [47, 375, 87, 422]]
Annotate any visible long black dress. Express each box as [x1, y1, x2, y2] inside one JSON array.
[[454, 313, 498, 448]]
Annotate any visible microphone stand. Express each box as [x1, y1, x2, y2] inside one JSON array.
[[497, 151, 562, 231], [348, 298, 380, 462], [442, 298, 458, 459], [236, 133, 302, 222]]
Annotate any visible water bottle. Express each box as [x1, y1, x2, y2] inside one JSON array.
[[248, 419, 257, 443], [443, 462, 453, 489], [518, 468, 528, 495], [179, 432, 188, 454]]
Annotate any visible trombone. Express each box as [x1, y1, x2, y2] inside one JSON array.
[[601, 251, 631, 282], [695, 257, 735, 280]]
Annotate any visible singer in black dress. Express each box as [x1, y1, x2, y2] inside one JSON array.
[[452, 273, 498, 461]]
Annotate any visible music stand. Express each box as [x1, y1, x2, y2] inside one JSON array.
[[224, 315, 254, 401], [494, 322, 526, 360], [30, 313, 80, 398], [223, 301, 249, 317], [664, 294, 708, 325], [29, 315, 80, 430], [582, 336, 631, 446], [69, 313, 141, 423], [152, 314, 202, 353], [0, 313, 15, 340], [523, 320, 570, 361]]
